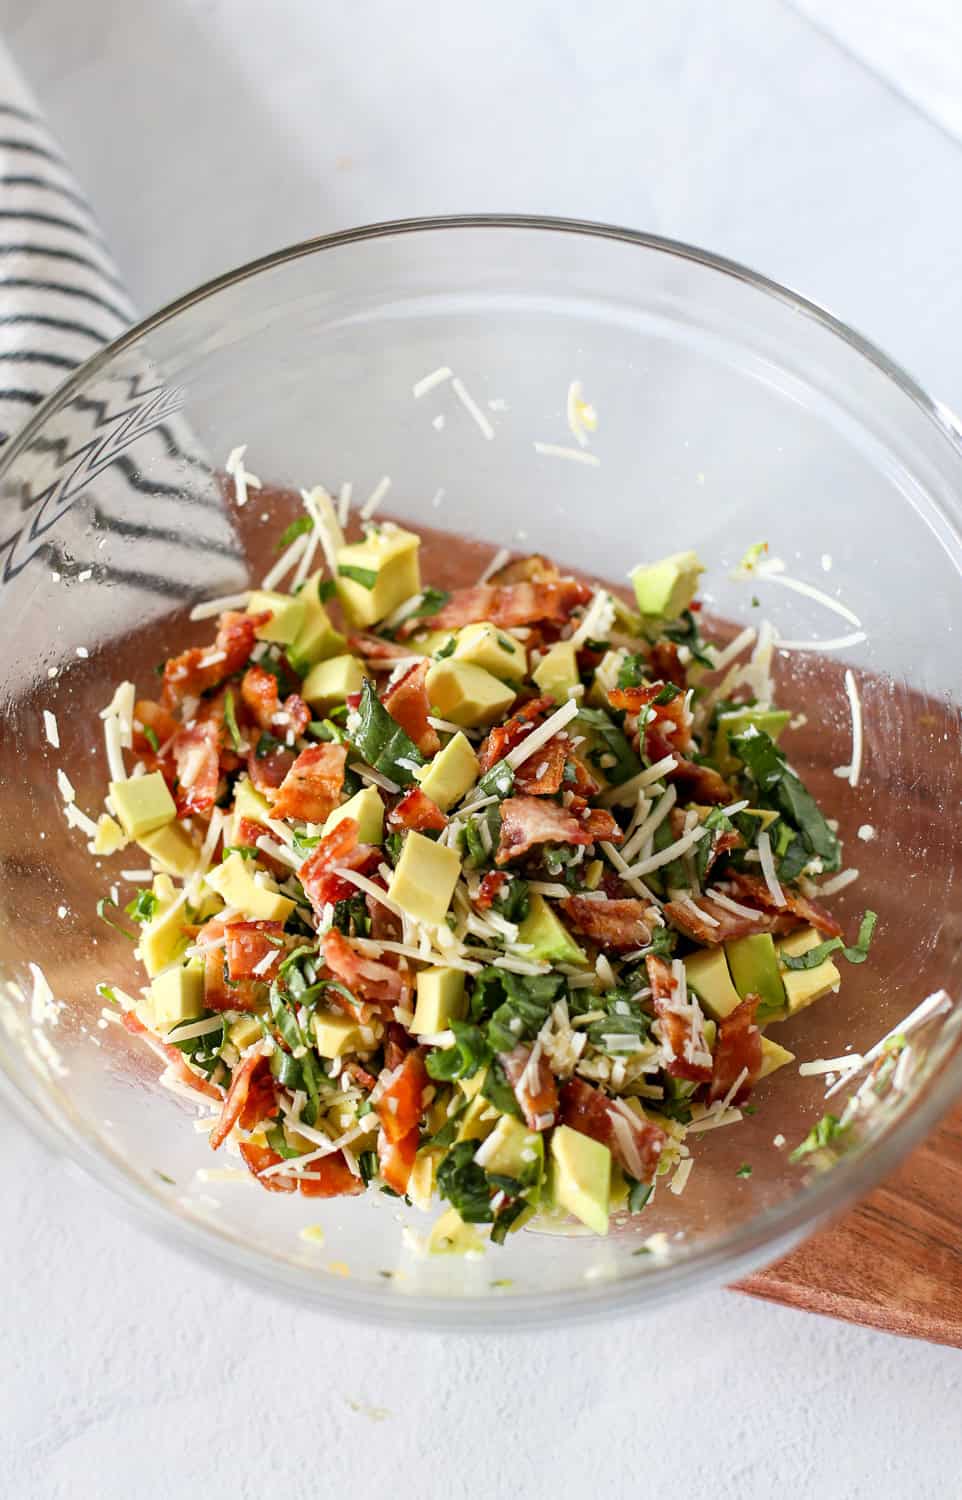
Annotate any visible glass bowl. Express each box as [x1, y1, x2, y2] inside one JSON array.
[[1, 215, 960, 1328]]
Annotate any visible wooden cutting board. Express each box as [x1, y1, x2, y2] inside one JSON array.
[[736, 1102, 962, 1346]]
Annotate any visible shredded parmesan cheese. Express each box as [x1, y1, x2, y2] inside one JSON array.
[[188, 591, 252, 622], [504, 698, 579, 770], [757, 829, 785, 907], [360, 475, 391, 521], [225, 444, 262, 508], [451, 377, 494, 440], [412, 366, 453, 399], [833, 668, 863, 789], [43, 710, 60, 749], [533, 442, 600, 467]]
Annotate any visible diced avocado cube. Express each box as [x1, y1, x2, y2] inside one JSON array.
[[428, 1207, 484, 1255], [758, 1035, 795, 1080], [228, 1014, 264, 1051], [684, 946, 743, 1020], [407, 629, 456, 657], [137, 821, 199, 878], [714, 707, 791, 771], [92, 813, 127, 855], [246, 588, 306, 646], [425, 660, 516, 728], [415, 732, 479, 811], [725, 933, 787, 1020], [335, 525, 421, 629], [140, 875, 189, 978], [301, 653, 368, 713], [407, 1152, 438, 1212], [587, 648, 627, 708], [456, 1094, 499, 1145], [777, 927, 841, 1014], [312, 1009, 363, 1058], [479, 1115, 543, 1183], [453, 621, 526, 682], [630, 550, 704, 620], [549, 1124, 610, 1236], [205, 852, 295, 923], [458, 1066, 487, 1101], [110, 771, 176, 839], [288, 571, 347, 673], [516, 894, 588, 967], [411, 966, 467, 1034], [387, 830, 461, 927], [533, 640, 581, 701], [146, 961, 204, 1032], [232, 777, 273, 834], [322, 785, 384, 845]]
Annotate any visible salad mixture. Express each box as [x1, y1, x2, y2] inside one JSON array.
[[86, 495, 874, 1251]]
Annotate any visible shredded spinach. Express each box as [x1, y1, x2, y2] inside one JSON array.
[[168, 1013, 225, 1078], [480, 1056, 523, 1119], [781, 910, 877, 970], [732, 728, 841, 872], [661, 609, 714, 668], [436, 1141, 494, 1222], [143, 725, 160, 752], [425, 1020, 492, 1082], [492, 875, 530, 924], [96, 896, 137, 940], [349, 679, 424, 786], [477, 758, 515, 800]]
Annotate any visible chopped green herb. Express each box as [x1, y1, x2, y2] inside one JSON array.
[[222, 843, 260, 860], [143, 725, 160, 752], [789, 1112, 844, 1163], [732, 728, 841, 871], [436, 1141, 494, 1223], [255, 731, 284, 759], [169, 1013, 225, 1078], [223, 689, 243, 753], [434, 635, 457, 660], [617, 653, 647, 689], [661, 609, 714, 668], [625, 1177, 654, 1212], [477, 758, 514, 800], [349, 679, 424, 786], [491, 875, 530, 924], [781, 910, 877, 970], [425, 1020, 492, 1082], [403, 588, 450, 625], [318, 578, 337, 604], [574, 707, 641, 785], [154, 1170, 176, 1186], [338, 563, 379, 590], [276, 514, 313, 550], [124, 888, 159, 925], [96, 897, 137, 940], [735, 1163, 753, 1179]]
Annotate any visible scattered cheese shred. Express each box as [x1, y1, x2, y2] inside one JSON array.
[[451, 376, 495, 440], [504, 698, 579, 770], [833, 668, 863, 789], [42, 710, 60, 749], [225, 445, 262, 509], [360, 475, 392, 521], [188, 592, 253, 622], [757, 829, 785, 907], [412, 366, 453, 399], [533, 442, 601, 468]]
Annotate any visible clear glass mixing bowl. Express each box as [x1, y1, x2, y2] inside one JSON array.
[[1, 216, 961, 1327]]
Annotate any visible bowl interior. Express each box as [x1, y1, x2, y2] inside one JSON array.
[[1, 220, 961, 1323]]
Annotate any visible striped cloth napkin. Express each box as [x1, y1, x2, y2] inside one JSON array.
[[0, 45, 246, 670]]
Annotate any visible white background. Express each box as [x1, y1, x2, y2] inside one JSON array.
[[2, 3, 961, 1496]]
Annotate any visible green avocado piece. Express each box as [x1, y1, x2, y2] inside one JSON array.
[[246, 588, 306, 646], [479, 1115, 544, 1188], [630, 550, 704, 620], [288, 571, 347, 673], [532, 640, 580, 702], [516, 894, 588, 967], [684, 947, 742, 1020], [414, 731, 479, 811], [725, 933, 787, 1021], [549, 1124, 610, 1235], [301, 653, 369, 712], [322, 785, 384, 845], [411, 966, 467, 1035], [714, 707, 790, 772], [144, 960, 204, 1033], [776, 927, 841, 1014]]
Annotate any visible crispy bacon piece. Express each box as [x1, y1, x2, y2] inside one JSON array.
[[270, 743, 346, 823], [298, 817, 379, 913], [400, 578, 591, 638], [377, 1126, 419, 1194], [669, 757, 735, 805], [495, 796, 622, 866], [382, 660, 440, 756], [649, 640, 687, 690], [607, 682, 666, 715], [162, 611, 269, 707], [237, 1056, 279, 1131], [478, 695, 554, 772], [514, 734, 568, 795], [382, 1021, 414, 1073], [476, 871, 509, 909], [347, 633, 415, 662], [487, 553, 559, 586], [171, 719, 221, 817], [500, 1043, 559, 1131], [224, 920, 287, 982], [210, 1047, 267, 1149], [344, 1059, 378, 1092], [559, 1077, 666, 1183], [727, 872, 843, 939], [376, 1049, 427, 1143], [240, 665, 311, 740], [663, 894, 792, 946], [239, 1141, 298, 1192], [701, 825, 744, 880], [646, 954, 713, 1083], [247, 744, 296, 796], [709, 995, 762, 1105], [120, 1008, 222, 1100], [323, 928, 407, 1007], [133, 698, 179, 754], [387, 785, 448, 834], [559, 896, 651, 952]]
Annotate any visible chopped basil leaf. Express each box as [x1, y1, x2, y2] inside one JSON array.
[[143, 725, 160, 752], [735, 1163, 753, 1179], [358, 1149, 379, 1185], [264, 1123, 303, 1159], [169, 1012, 225, 1078], [617, 653, 646, 689], [661, 609, 714, 668], [491, 875, 530, 924], [403, 587, 450, 624], [477, 758, 514, 800], [434, 634, 457, 660], [486, 977, 564, 1054], [96, 896, 137, 940], [781, 909, 877, 970], [732, 728, 841, 871], [349, 679, 424, 786], [574, 707, 641, 786], [331, 893, 371, 938], [653, 682, 682, 704], [223, 688, 243, 753], [338, 563, 378, 590], [789, 1112, 844, 1163], [694, 807, 736, 886], [317, 577, 337, 604], [124, 888, 159, 925], [480, 1057, 523, 1119], [496, 633, 515, 652], [277, 514, 313, 551], [222, 843, 259, 860]]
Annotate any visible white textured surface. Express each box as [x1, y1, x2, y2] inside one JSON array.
[[3, 2, 962, 1494]]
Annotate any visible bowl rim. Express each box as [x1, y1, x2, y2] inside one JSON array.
[[2, 212, 961, 1328]]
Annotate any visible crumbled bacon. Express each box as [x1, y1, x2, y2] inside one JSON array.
[[649, 640, 687, 690], [476, 870, 509, 909], [382, 1021, 414, 1073], [607, 681, 666, 715], [663, 894, 792, 946], [726, 872, 843, 939], [495, 796, 622, 865], [162, 611, 269, 707], [668, 756, 735, 805], [376, 1048, 427, 1142], [238, 1141, 297, 1192], [298, 817, 379, 914], [237, 1056, 279, 1131], [120, 1008, 222, 1099], [500, 1043, 558, 1131], [377, 1126, 419, 1194], [400, 578, 591, 638], [477, 695, 554, 772], [348, 633, 418, 661], [559, 1077, 665, 1182], [240, 665, 311, 739], [270, 743, 346, 823], [343, 1059, 378, 1092], [560, 896, 651, 951], [171, 719, 221, 817], [299, 1153, 365, 1198], [210, 1046, 267, 1149], [133, 698, 179, 755], [487, 553, 559, 586], [381, 659, 441, 757], [709, 994, 762, 1105], [386, 785, 447, 834], [224, 920, 287, 982], [324, 928, 407, 1007], [247, 743, 296, 796], [646, 954, 712, 1083], [514, 734, 568, 795]]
